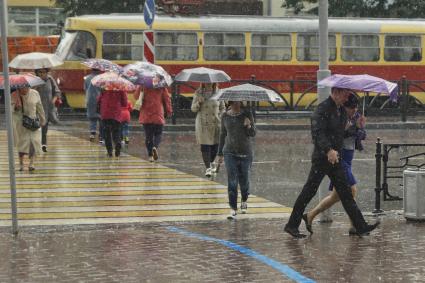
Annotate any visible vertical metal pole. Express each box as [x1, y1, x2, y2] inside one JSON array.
[[382, 144, 389, 201], [1, 0, 19, 234], [317, 0, 332, 222], [373, 138, 383, 214], [400, 76, 407, 122], [35, 7, 40, 36]]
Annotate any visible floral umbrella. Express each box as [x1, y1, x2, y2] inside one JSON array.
[[122, 61, 172, 87], [0, 73, 45, 89], [82, 58, 123, 73], [91, 72, 135, 92]]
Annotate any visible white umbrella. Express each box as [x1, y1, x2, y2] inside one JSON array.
[[9, 52, 63, 69], [175, 67, 231, 83], [211, 83, 284, 103]]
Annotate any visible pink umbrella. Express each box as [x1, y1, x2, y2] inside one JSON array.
[[0, 73, 45, 89], [91, 72, 135, 92]]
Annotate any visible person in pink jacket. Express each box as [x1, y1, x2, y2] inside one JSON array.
[[98, 90, 128, 157], [120, 101, 133, 145], [134, 85, 172, 162]]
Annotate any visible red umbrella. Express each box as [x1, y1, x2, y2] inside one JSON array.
[[0, 73, 45, 89]]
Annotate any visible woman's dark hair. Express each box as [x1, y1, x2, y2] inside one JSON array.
[[344, 93, 359, 108], [35, 68, 50, 75]]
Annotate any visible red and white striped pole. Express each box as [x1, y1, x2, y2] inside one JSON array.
[[143, 31, 155, 63]]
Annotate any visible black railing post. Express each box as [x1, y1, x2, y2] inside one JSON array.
[[400, 76, 408, 122], [373, 137, 384, 214], [171, 81, 178, 125], [250, 74, 257, 122], [382, 144, 389, 201], [289, 80, 294, 110]]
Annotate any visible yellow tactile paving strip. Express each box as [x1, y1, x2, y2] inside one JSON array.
[[0, 130, 291, 226]]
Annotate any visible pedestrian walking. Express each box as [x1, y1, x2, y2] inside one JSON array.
[[134, 84, 172, 162], [84, 68, 104, 143], [303, 94, 367, 235], [284, 88, 379, 238], [217, 101, 256, 220], [191, 83, 225, 177], [120, 101, 133, 145], [98, 89, 128, 157], [11, 87, 46, 171], [34, 68, 61, 152]]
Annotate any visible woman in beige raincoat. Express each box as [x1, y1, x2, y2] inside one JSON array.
[[191, 83, 225, 177], [12, 87, 46, 171]]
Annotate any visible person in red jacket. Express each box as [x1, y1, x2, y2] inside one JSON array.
[[120, 101, 133, 145], [134, 85, 172, 162], [98, 90, 128, 157]]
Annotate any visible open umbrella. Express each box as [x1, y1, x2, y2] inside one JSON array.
[[175, 67, 231, 83], [0, 73, 45, 89], [122, 61, 172, 87], [9, 52, 63, 69], [318, 74, 398, 101], [211, 83, 284, 103], [91, 72, 135, 92], [82, 58, 123, 73]]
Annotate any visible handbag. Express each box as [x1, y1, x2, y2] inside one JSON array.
[[20, 96, 41, 131]]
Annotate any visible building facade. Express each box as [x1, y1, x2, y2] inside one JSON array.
[[6, 0, 64, 36]]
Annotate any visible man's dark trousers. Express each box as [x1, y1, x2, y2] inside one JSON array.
[[287, 158, 367, 231]]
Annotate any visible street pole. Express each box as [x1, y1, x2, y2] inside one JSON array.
[[1, 0, 19, 234], [317, 0, 332, 222]]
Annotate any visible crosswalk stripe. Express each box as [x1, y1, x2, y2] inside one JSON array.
[[0, 130, 290, 226]]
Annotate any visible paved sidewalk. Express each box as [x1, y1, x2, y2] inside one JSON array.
[[0, 213, 424, 282]]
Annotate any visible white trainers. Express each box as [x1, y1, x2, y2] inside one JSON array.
[[205, 167, 212, 177], [227, 209, 237, 220], [241, 202, 248, 214]]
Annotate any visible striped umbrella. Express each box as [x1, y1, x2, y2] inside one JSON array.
[[0, 73, 45, 89], [82, 59, 122, 73], [211, 83, 284, 103]]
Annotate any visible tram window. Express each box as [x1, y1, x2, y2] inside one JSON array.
[[56, 31, 96, 61], [156, 32, 198, 61], [296, 34, 336, 61], [204, 33, 245, 61], [342, 34, 379, 62], [251, 34, 291, 61], [384, 35, 422, 62], [102, 31, 144, 60]]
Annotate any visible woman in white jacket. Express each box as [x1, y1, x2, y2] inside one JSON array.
[[191, 83, 225, 177]]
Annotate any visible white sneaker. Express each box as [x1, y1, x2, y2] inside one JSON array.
[[227, 209, 237, 220], [205, 167, 212, 177], [241, 202, 248, 214]]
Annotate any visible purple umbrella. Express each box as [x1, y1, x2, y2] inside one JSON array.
[[81, 59, 122, 73], [318, 74, 398, 102]]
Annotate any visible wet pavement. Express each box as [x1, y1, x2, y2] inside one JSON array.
[[0, 115, 425, 282]]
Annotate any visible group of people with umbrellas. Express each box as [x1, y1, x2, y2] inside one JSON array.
[[0, 52, 63, 171], [1, 51, 399, 231]]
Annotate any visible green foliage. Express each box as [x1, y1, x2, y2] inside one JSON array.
[[55, 0, 145, 16], [281, 0, 425, 18]]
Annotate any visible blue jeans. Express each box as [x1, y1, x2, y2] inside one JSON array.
[[89, 118, 104, 140], [224, 153, 252, 210], [121, 121, 129, 139]]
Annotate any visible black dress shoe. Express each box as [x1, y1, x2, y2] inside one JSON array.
[[302, 213, 313, 234], [284, 225, 307, 238], [356, 221, 380, 236]]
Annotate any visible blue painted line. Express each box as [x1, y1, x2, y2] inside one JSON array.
[[167, 226, 315, 283]]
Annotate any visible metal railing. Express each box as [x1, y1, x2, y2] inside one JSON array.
[[373, 138, 425, 213], [170, 76, 425, 124]]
